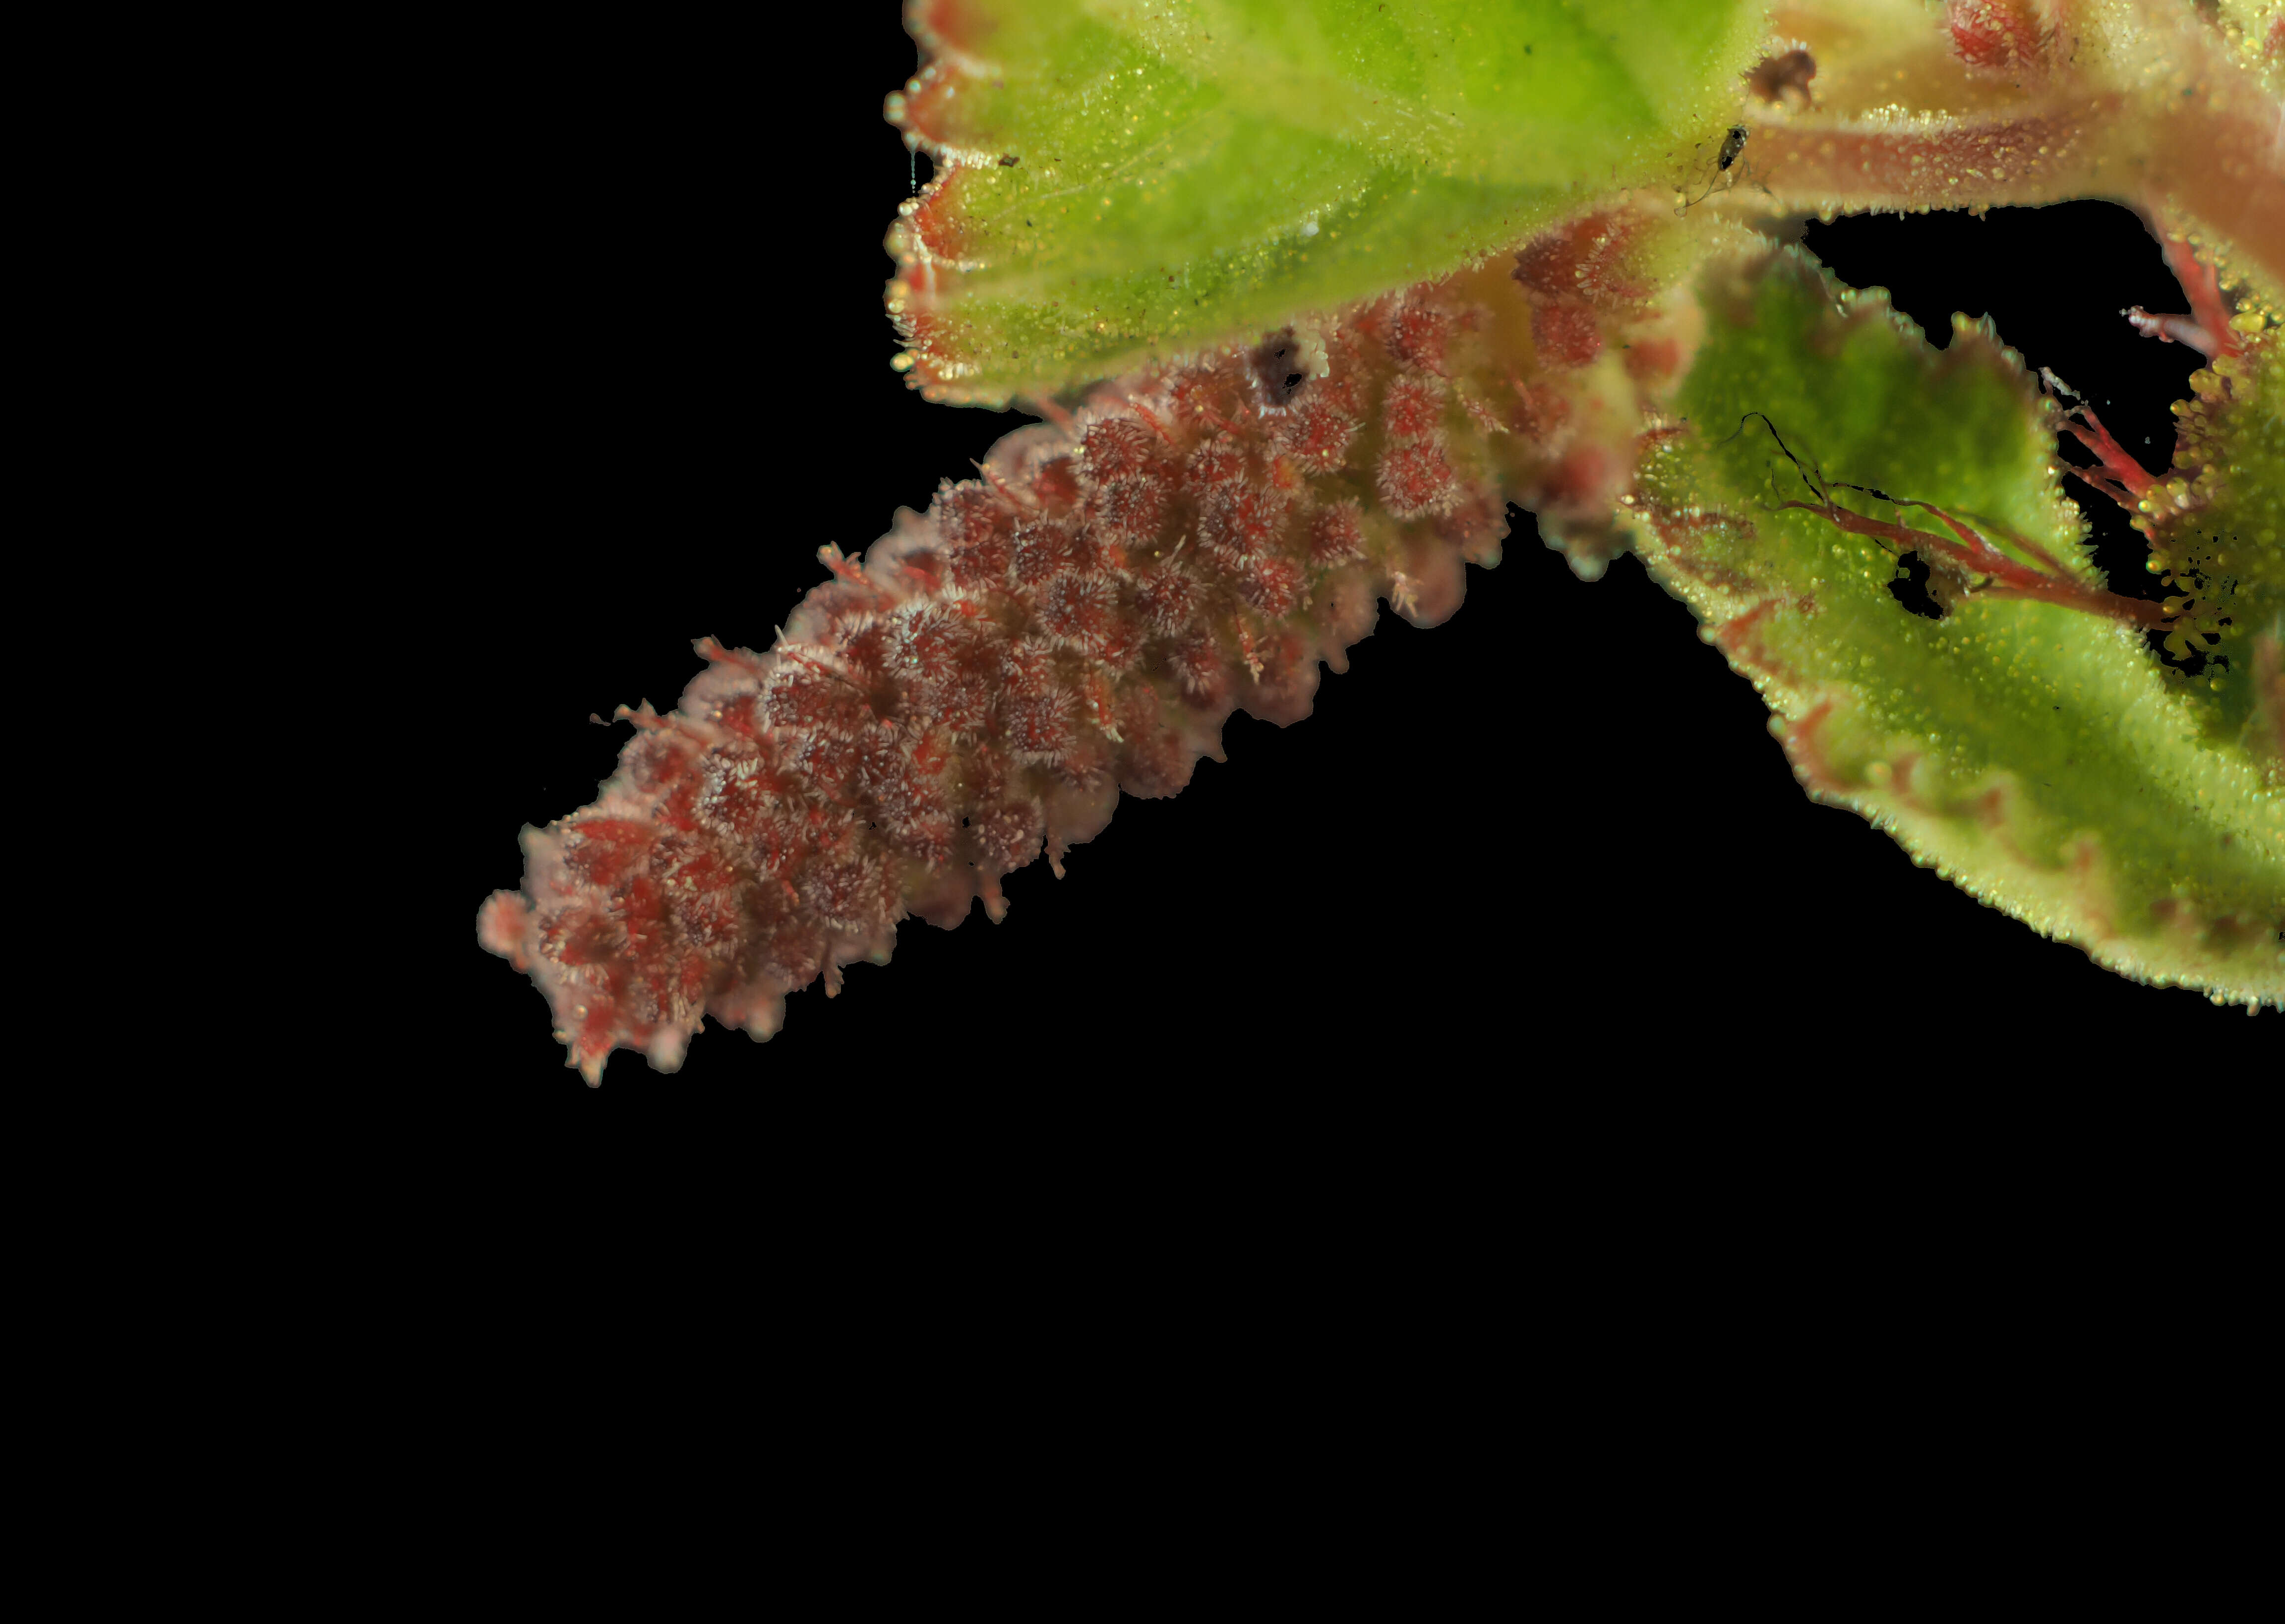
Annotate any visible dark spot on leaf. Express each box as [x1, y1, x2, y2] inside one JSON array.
[[1748, 49, 1817, 109]]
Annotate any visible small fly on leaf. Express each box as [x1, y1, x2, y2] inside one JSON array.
[[1678, 127, 1750, 213]]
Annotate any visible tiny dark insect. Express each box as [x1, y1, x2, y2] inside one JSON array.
[[1677, 125, 1752, 212]]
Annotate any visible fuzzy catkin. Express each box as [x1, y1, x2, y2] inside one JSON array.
[[480, 216, 1681, 1082]]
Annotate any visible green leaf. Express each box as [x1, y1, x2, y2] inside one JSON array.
[[886, 0, 1760, 404], [1630, 247, 2285, 1009]]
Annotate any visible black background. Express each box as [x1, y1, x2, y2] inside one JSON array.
[[433, 11, 2275, 1108]]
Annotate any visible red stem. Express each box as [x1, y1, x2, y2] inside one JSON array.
[[1777, 500, 2170, 631]]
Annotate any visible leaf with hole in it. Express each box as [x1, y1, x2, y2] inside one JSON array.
[[1629, 247, 2285, 1008], [886, 0, 1760, 405]]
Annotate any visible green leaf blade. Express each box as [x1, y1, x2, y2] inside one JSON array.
[[1636, 249, 2285, 1007], [887, 0, 1760, 404]]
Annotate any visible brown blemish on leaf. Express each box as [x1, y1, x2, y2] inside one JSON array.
[[1746, 49, 1817, 111]]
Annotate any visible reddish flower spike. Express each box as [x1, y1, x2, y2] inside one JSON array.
[[482, 225, 1705, 1081]]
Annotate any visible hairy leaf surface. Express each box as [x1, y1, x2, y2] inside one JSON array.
[[1632, 248, 2285, 1008], [886, 0, 1759, 403]]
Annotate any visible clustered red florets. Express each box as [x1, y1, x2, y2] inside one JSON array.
[[482, 210, 1688, 1082], [1512, 210, 1653, 372], [1945, 0, 2053, 76]]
